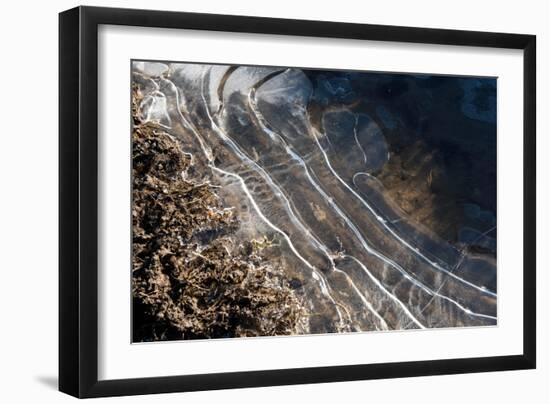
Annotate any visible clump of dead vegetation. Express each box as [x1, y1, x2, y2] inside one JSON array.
[[131, 85, 306, 341]]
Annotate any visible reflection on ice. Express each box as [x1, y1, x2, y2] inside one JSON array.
[[139, 92, 171, 128]]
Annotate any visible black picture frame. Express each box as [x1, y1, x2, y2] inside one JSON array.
[[59, 5, 536, 398]]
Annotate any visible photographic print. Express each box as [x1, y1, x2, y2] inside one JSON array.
[[131, 60, 497, 343]]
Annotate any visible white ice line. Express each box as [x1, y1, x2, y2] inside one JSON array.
[[298, 141, 479, 319], [196, 70, 348, 326], [345, 256, 424, 329], [248, 82, 422, 327], [159, 77, 214, 163], [247, 81, 398, 327], [210, 165, 346, 325], [333, 268, 389, 331], [352, 171, 385, 189], [353, 116, 368, 165], [208, 166, 315, 271], [313, 125, 496, 298], [404, 225, 498, 328], [312, 133, 496, 319], [247, 72, 494, 320], [145, 73, 349, 328]]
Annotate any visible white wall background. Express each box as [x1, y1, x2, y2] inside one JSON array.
[[0, 0, 545, 402]]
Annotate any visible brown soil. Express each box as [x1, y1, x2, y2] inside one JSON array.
[[375, 140, 463, 241]]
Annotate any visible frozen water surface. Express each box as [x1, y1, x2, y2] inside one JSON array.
[[132, 61, 497, 335]]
